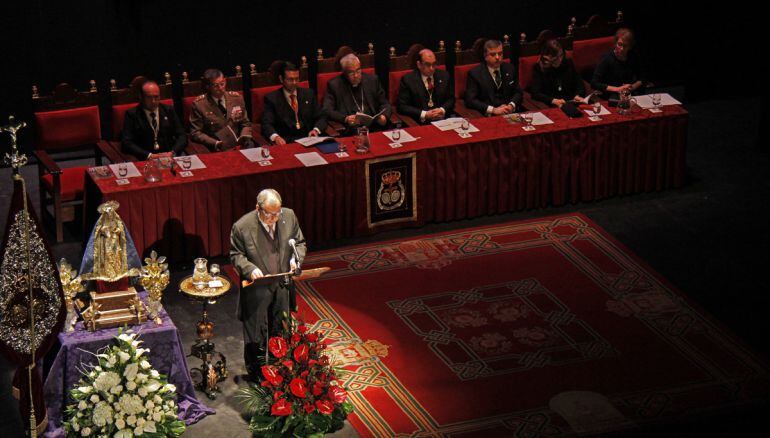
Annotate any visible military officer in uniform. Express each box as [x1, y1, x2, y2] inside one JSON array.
[[190, 68, 254, 151]]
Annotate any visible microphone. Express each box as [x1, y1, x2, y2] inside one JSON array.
[[288, 238, 301, 275]]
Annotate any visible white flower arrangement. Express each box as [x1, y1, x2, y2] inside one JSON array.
[[64, 330, 186, 437]]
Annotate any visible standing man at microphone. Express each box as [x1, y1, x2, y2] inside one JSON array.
[[230, 188, 306, 379]]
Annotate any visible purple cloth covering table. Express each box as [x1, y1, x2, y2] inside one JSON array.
[[42, 303, 214, 436]]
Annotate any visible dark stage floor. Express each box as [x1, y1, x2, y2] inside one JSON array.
[[1, 96, 768, 436]]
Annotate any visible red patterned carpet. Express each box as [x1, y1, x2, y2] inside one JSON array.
[[294, 214, 770, 437]]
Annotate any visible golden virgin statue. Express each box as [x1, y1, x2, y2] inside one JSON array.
[[80, 201, 141, 282]]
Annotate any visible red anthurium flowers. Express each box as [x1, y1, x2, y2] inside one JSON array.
[[261, 365, 283, 386], [311, 380, 325, 397], [327, 386, 347, 404], [268, 337, 288, 358], [289, 378, 308, 398], [293, 343, 309, 363], [315, 399, 334, 415], [271, 398, 292, 416]]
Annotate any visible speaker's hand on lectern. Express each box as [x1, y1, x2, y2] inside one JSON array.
[[250, 268, 264, 279], [290, 259, 297, 273]]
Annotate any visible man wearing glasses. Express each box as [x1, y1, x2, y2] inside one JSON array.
[[397, 48, 455, 124], [322, 53, 391, 135], [230, 189, 306, 379], [190, 68, 254, 151]]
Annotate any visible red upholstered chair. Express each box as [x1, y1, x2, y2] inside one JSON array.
[[388, 42, 447, 126], [99, 74, 175, 163], [316, 44, 378, 133], [32, 82, 102, 242], [181, 66, 244, 154], [569, 11, 625, 83], [453, 36, 512, 118], [518, 30, 574, 110], [249, 57, 310, 142]]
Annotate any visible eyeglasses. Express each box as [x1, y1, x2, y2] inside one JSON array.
[[259, 208, 282, 219], [344, 68, 362, 77], [210, 81, 227, 89]]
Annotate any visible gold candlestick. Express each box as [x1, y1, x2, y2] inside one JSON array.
[[139, 251, 169, 324]]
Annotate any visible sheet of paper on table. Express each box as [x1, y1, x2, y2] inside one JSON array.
[[108, 162, 142, 178], [294, 152, 328, 167], [634, 93, 682, 109], [430, 117, 473, 132], [528, 112, 555, 126], [239, 148, 273, 162], [382, 129, 419, 144], [295, 136, 334, 147], [173, 154, 207, 169], [583, 105, 612, 116]]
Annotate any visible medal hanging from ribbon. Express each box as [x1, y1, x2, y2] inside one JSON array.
[[426, 76, 435, 108], [149, 112, 160, 150], [290, 94, 301, 130]]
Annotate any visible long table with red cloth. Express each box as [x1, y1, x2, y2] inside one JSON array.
[[84, 104, 688, 261]]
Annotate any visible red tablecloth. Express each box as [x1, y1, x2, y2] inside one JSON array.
[[85, 104, 688, 261]]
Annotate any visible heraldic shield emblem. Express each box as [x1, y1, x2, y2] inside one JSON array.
[[366, 153, 417, 227]]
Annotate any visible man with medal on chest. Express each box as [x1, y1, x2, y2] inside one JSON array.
[[465, 39, 524, 116], [121, 80, 187, 160], [190, 68, 255, 151], [397, 48, 454, 124], [323, 53, 392, 135], [261, 61, 327, 145]]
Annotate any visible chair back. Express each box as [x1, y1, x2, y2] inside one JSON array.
[[32, 82, 101, 152]]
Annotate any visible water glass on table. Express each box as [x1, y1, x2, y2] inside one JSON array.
[[521, 113, 535, 131], [651, 93, 662, 112]]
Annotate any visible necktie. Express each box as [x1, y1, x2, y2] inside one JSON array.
[[269, 225, 275, 239], [217, 99, 226, 116], [493, 70, 502, 88], [426, 76, 434, 92], [150, 112, 159, 149], [290, 94, 298, 113]]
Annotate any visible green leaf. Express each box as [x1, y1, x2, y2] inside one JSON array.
[[307, 412, 331, 432], [236, 385, 272, 416]]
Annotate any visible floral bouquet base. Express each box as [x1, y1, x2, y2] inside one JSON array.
[[64, 330, 186, 437], [238, 315, 353, 437]]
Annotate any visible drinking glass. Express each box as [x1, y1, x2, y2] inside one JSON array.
[[180, 156, 192, 170], [391, 129, 401, 142], [522, 113, 534, 130], [652, 93, 662, 111], [117, 163, 128, 177]]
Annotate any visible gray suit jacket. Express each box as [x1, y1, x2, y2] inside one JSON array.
[[229, 207, 306, 320]]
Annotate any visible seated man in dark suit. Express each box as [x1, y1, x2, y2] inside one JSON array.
[[465, 39, 524, 116], [261, 61, 327, 144], [121, 80, 187, 160], [397, 48, 454, 124], [322, 53, 391, 134]]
